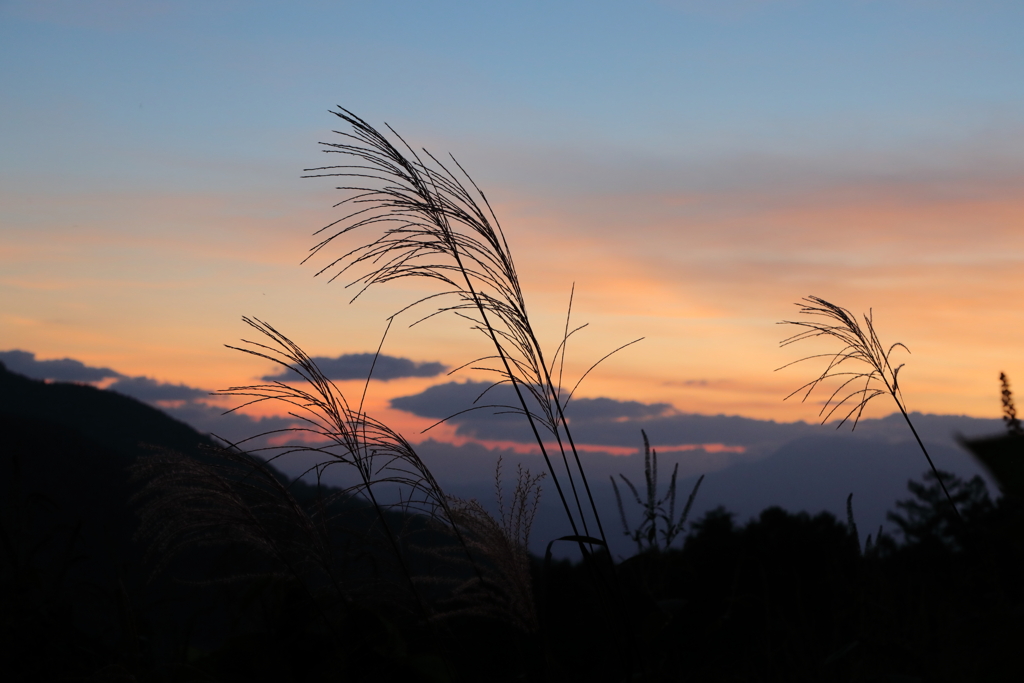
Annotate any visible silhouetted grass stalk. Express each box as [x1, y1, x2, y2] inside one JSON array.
[[302, 108, 641, 673], [611, 430, 704, 554], [302, 107, 628, 552], [778, 296, 962, 522], [1000, 372, 1023, 436], [216, 317, 485, 621]]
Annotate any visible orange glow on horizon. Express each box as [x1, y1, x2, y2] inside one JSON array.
[[3, 174, 1022, 426]]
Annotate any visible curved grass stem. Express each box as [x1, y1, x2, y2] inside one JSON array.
[[778, 296, 962, 523]]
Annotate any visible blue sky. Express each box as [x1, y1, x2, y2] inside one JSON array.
[[6, 1, 1022, 187]]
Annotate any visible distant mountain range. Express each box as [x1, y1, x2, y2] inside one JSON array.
[[404, 414, 1003, 559], [1, 359, 1007, 562]]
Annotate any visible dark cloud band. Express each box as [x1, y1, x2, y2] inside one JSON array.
[[261, 353, 447, 382], [0, 350, 124, 382], [106, 376, 208, 402], [0, 350, 208, 404], [389, 380, 814, 450]]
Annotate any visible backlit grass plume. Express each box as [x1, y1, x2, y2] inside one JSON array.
[[778, 296, 961, 522], [132, 445, 342, 592], [207, 316, 495, 624], [301, 107, 631, 551], [418, 457, 545, 633], [218, 317, 453, 524]]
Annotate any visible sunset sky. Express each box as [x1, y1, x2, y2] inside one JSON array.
[[3, 0, 1023, 454]]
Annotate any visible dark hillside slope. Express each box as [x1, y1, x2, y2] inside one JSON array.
[[1, 362, 475, 682], [0, 361, 225, 594], [0, 363, 261, 678], [2, 412, 162, 677], [0, 363, 411, 681], [0, 360, 219, 461]]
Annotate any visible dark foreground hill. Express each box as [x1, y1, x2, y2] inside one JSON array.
[[1, 365, 207, 680], [0, 363, 447, 682]]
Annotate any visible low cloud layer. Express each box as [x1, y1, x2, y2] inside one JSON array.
[[0, 349, 123, 382], [159, 401, 301, 448], [261, 353, 447, 382], [0, 349, 214, 405], [106, 376, 208, 402], [390, 380, 671, 420], [388, 380, 1009, 456], [0, 349, 415, 452], [390, 380, 810, 451]]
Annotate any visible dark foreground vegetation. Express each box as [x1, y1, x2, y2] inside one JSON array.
[[3, 362, 1023, 682], [6, 110, 1023, 682]]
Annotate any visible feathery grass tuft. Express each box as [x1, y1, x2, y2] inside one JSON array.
[[214, 317, 504, 615], [301, 108, 646, 673], [217, 317, 453, 526], [777, 296, 909, 429], [132, 447, 324, 586], [417, 457, 545, 633], [778, 296, 962, 522], [301, 107, 641, 553]]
